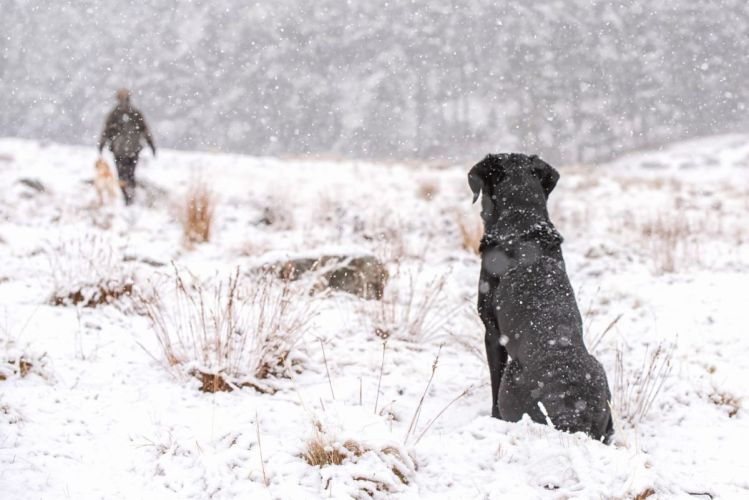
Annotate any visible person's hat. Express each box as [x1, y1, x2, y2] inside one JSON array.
[[116, 88, 131, 101]]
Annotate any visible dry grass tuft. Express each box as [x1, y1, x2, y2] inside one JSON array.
[[17, 357, 32, 377], [640, 214, 700, 274], [302, 424, 362, 467], [52, 282, 133, 307], [182, 179, 216, 245], [362, 269, 454, 342], [193, 370, 235, 393], [368, 211, 407, 265], [416, 177, 439, 201], [585, 313, 623, 354], [613, 342, 674, 426], [456, 210, 483, 254], [709, 390, 741, 418], [0, 356, 35, 380], [381, 446, 410, 485], [1, 313, 46, 381], [633, 487, 656, 500], [138, 267, 313, 393], [300, 421, 412, 495], [1, 328, 46, 382], [48, 233, 134, 308]]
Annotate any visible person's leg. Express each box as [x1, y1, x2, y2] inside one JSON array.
[[124, 156, 137, 204], [116, 155, 138, 205], [114, 156, 129, 203]]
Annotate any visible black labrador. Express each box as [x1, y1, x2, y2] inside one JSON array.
[[469, 153, 613, 443]]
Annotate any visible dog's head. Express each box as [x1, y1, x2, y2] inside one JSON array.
[[467, 153, 559, 226]]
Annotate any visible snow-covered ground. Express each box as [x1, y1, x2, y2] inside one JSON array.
[[1, 137, 748, 499]]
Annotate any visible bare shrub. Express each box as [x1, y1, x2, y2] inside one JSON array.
[[361, 269, 454, 342], [369, 212, 407, 265], [455, 210, 482, 254], [181, 179, 215, 245], [613, 343, 674, 426], [640, 214, 701, 274], [305, 192, 346, 245], [48, 233, 134, 307], [138, 267, 313, 393], [585, 313, 622, 354], [416, 177, 439, 201]]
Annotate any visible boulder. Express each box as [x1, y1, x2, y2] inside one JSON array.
[[268, 255, 388, 300]]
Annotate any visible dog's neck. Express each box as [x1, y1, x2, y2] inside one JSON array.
[[479, 214, 562, 254]]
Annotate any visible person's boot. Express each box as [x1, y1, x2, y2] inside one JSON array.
[[120, 184, 133, 206]]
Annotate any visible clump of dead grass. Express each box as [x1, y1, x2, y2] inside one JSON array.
[[640, 214, 700, 274], [416, 177, 439, 201], [709, 389, 741, 418], [633, 487, 656, 500], [138, 267, 314, 393], [301, 420, 413, 495], [0, 354, 37, 381], [1, 318, 46, 381], [369, 211, 408, 265], [52, 283, 134, 307], [456, 210, 483, 254], [181, 179, 216, 245], [360, 269, 454, 342], [302, 425, 362, 467], [613, 342, 674, 426], [47, 233, 134, 308]]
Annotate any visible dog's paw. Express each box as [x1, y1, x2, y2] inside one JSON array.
[[491, 407, 500, 419]]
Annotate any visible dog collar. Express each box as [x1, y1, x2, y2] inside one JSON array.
[[479, 220, 563, 253]]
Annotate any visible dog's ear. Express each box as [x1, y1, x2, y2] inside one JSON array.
[[530, 155, 559, 199], [468, 154, 500, 204], [467, 169, 484, 204]]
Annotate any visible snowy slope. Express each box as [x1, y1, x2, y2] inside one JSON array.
[[0, 137, 748, 499]]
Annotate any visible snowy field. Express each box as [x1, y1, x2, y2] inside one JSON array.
[[1, 136, 748, 499]]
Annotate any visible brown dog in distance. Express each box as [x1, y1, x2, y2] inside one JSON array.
[[94, 158, 119, 206]]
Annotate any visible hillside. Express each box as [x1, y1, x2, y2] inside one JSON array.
[[3, 1, 749, 164], [1, 137, 748, 498]]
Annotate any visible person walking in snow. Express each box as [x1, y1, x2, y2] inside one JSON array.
[[98, 88, 156, 205]]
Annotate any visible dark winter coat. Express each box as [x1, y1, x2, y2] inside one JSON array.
[[98, 102, 155, 158], [468, 153, 613, 443]]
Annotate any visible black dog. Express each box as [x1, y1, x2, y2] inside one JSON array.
[[469, 153, 613, 442]]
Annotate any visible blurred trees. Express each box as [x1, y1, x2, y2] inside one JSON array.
[[1, 0, 747, 164]]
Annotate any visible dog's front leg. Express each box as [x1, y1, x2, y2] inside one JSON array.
[[478, 270, 507, 419]]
